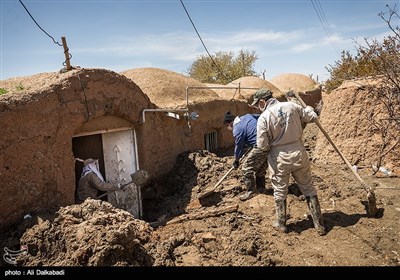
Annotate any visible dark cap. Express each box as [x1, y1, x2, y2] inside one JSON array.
[[223, 111, 235, 124], [251, 88, 273, 106]]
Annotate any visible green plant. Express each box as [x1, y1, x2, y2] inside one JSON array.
[[0, 88, 7, 95], [15, 83, 24, 91], [187, 49, 258, 84], [324, 5, 399, 93], [326, 5, 399, 172]]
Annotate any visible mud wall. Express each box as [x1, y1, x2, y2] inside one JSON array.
[[136, 99, 254, 177], [0, 68, 151, 231], [314, 79, 399, 173], [121, 68, 258, 177]]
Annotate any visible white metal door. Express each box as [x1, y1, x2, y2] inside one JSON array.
[[101, 129, 142, 218]]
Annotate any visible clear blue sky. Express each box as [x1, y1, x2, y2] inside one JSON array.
[[1, 0, 398, 82]]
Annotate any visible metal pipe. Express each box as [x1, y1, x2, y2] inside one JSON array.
[[185, 85, 260, 106], [133, 129, 140, 170], [141, 108, 188, 123]]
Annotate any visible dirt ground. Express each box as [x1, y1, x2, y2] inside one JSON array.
[[141, 124, 400, 266], [2, 124, 399, 267]]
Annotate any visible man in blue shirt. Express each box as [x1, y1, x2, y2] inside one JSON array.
[[223, 111, 269, 201]]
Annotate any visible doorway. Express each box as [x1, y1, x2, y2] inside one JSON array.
[[72, 128, 142, 218]]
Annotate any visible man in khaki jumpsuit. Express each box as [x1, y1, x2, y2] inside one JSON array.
[[254, 93, 326, 236], [76, 158, 121, 203]]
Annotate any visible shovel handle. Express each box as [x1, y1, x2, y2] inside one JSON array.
[[96, 182, 131, 199], [213, 147, 253, 191], [293, 91, 368, 188], [213, 166, 235, 190]]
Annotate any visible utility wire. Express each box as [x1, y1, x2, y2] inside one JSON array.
[[18, 0, 62, 47], [315, 0, 340, 51], [179, 0, 230, 82], [311, 0, 340, 54]]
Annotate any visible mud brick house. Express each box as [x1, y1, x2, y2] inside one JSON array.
[[0, 67, 255, 230]]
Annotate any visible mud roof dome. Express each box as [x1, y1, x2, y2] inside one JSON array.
[[269, 73, 318, 93], [121, 68, 221, 108]]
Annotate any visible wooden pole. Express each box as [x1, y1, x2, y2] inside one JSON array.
[[61, 36, 72, 70], [293, 91, 378, 216]]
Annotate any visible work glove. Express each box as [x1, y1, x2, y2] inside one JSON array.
[[314, 100, 324, 116], [233, 160, 239, 169]]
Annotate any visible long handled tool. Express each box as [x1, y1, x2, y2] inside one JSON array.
[[293, 91, 378, 217], [198, 147, 253, 199]]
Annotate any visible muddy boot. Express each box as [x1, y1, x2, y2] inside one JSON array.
[[306, 195, 326, 236], [239, 176, 256, 201], [256, 176, 266, 192], [272, 199, 288, 233]]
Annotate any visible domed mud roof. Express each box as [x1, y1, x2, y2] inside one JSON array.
[[0, 71, 77, 98], [270, 73, 318, 93], [227, 76, 284, 103], [270, 73, 322, 106], [121, 68, 221, 108]]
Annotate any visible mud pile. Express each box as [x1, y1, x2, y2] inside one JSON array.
[[17, 199, 153, 266], [143, 150, 235, 222]]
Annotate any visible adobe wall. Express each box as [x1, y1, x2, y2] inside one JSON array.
[[314, 79, 399, 173], [0, 68, 151, 231], [136, 99, 255, 177]]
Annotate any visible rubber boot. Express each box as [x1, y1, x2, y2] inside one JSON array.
[[256, 176, 266, 192], [306, 195, 326, 236], [272, 199, 288, 233], [239, 176, 256, 201]]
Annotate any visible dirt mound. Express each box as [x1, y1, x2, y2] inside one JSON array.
[[143, 150, 233, 222], [17, 199, 153, 266], [314, 78, 399, 174]]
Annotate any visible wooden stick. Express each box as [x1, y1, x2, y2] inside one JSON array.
[[61, 36, 72, 70], [198, 147, 253, 199], [166, 204, 238, 225], [293, 91, 378, 216]]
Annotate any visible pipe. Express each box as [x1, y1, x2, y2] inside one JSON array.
[[133, 129, 140, 170], [185, 85, 260, 107], [141, 108, 188, 123]]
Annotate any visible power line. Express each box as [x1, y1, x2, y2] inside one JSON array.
[[179, 0, 230, 82], [18, 0, 62, 47], [315, 0, 340, 51], [310, 0, 340, 54]]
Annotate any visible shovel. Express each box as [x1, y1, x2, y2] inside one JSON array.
[[198, 147, 253, 199], [293, 91, 378, 217]]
